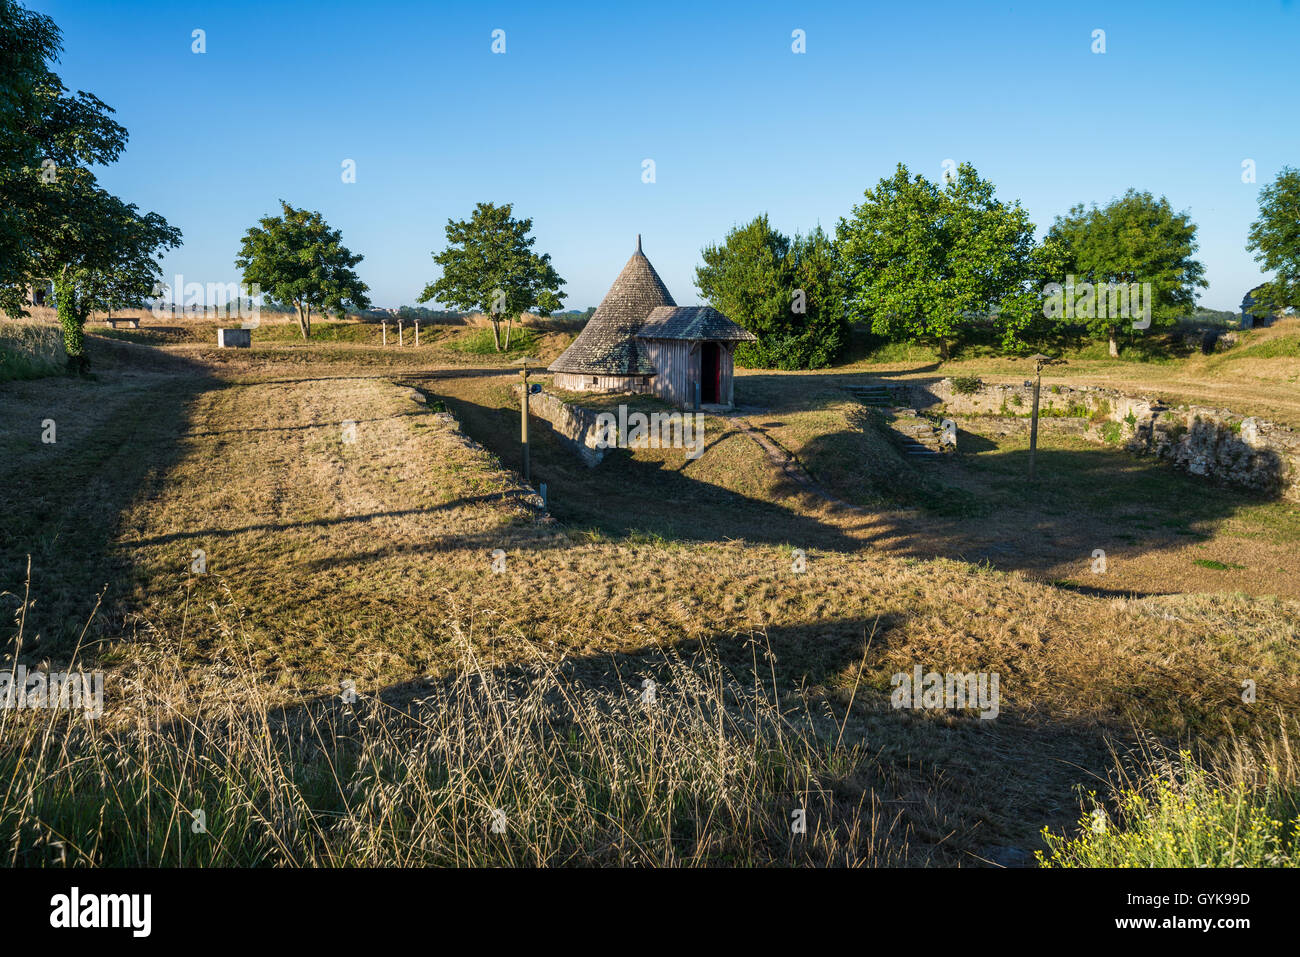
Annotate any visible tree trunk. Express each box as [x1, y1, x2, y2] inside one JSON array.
[[938, 337, 950, 361], [504, 317, 513, 351], [53, 273, 89, 375], [490, 318, 503, 352], [1108, 331, 1120, 358]]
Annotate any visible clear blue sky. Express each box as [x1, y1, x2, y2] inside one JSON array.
[[29, 0, 1299, 311]]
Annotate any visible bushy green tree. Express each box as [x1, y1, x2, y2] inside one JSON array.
[[39, 178, 180, 371], [1247, 167, 1300, 316], [1, 0, 180, 371], [420, 202, 565, 352], [535, 289, 562, 317], [835, 163, 1039, 359], [994, 235, 1071, 353], [236, 201, 371, 339], [1048, 190, 1206, 356], [695, 215, 846, 370]]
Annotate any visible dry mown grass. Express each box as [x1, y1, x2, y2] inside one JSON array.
[[2, 339, 1298, 866]]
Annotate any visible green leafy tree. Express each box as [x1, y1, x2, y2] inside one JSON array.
[[1048, 190, 1206, 356], [1, 0, 167, 333], [1246, 167, 1300, 316], [535, 289, 562, 318], [235, 201, 371, 339], [2, 1, 180, 370], [1, 0, 63, 297], [695, 215, 847, 369], [419, 202, 565, 352], [994, 235, 1071, 353], [835, 163, 1039, 360], [37, 177, 180, 371]]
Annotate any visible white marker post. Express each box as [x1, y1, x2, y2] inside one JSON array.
[[382, 321, 387, 346]]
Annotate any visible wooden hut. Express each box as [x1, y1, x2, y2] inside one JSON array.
[[550, 236, 674, 393], [549, 237, 755, 409], [636, 306, 755, 409]]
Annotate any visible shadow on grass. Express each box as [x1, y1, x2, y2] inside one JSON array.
[[0, 339, 224, 661], [426, 384, 870, 552], [421, 373, 1287, 595]]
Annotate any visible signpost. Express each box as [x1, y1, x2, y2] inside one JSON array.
[[1026, 353, 1064, 482]]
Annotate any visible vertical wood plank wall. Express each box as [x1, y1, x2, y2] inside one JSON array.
[[641, 339, 692, 406], [641, 339, 736, 408], [553, 343, 737, 408]]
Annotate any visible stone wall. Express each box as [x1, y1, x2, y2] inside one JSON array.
[[518, 386, 608, 467], [907, 378, 1300, 501]]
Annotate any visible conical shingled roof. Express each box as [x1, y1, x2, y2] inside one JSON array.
[[549, 236, 675, 376]]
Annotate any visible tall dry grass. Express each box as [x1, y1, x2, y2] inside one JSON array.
[[0, 575, 905, 867], [0, 318, 64, 380]]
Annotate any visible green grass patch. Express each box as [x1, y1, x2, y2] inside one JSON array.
[[1193, 558, 1246, 571], [1218, 333, 1300, 361], [446, 326, 540, 356], [256, 320, 380, 344]]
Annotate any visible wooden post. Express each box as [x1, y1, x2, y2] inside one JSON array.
[[521, 362, 530, 483], [382, 321, 387, 346], [1029, 367, 1041, 482], [539, 482, 548, 511], [398, 320, 404, 347], [1026, 353, 1057, 483], [414, 320, 420, 347]]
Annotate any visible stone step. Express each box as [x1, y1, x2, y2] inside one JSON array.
[[847, 387, 892, 403]]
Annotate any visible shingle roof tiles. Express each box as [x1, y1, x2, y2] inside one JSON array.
[[549, 238, 756, 376]]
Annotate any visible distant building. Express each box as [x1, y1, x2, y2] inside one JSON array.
[[548, 236, 755, 409], [1241, 284, 1277, 329]]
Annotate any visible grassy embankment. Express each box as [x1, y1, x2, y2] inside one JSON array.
[[1, 328, 1297, 865]]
